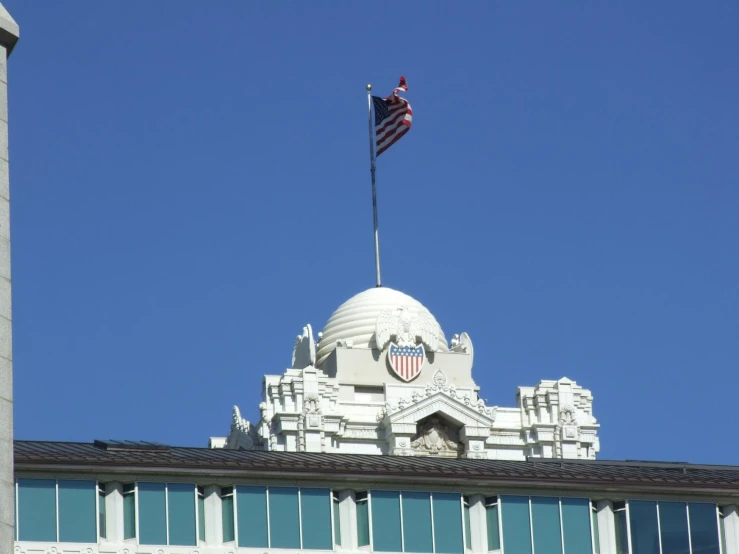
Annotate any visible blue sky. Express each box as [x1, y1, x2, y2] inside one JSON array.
[[5, 2, 738, 463]]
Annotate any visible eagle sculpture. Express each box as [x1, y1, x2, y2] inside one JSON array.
[[375, 306, 439, 352]]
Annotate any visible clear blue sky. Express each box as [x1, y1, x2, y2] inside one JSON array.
[[5, 2, 738, 463]]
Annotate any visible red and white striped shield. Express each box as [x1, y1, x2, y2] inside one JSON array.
[[388, 342, 425, 382]]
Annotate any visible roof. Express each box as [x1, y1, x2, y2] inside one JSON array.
[[14, 441, 739, 495]]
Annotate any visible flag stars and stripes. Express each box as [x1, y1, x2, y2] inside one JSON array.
[[372, 76, 412, 156], [389, 343, 425, 382]]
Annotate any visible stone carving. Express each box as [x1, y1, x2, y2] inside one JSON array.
[[226, 405, 262, 450], [304, 393, 321, 414], [411, 416, 462, 455], [376, 382, 497, 423], [554, 405, 580, 458], [376, 306, 439, 352], [292, 324, 316, 369]]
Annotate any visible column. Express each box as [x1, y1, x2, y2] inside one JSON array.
[[468, 495, 487, 553], [724, 505, 739, 554], [338, 491, 357, 550], [204, 485, 223, 546], [596, 500, 617, 554], [0, 5, 19, 552], [104, 482, 124, 543]]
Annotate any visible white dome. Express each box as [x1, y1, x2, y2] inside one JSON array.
[[316, 287, 448, 366]]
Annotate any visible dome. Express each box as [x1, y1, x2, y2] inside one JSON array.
[[316, 287, 448, 366]]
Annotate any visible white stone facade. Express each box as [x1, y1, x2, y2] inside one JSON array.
[[215, 287, 599, 460]]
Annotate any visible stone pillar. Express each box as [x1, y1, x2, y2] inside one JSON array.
[[724, 505, 739, 554], [204, 485, 223, 546], [468, 495, 487, 553], [595, 500, 617, 554], [337, 490, 357, 550], [104, 482, 124, 543], [0, 5, 18, 552]]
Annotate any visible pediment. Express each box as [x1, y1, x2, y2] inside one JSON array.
[[382, 392, 495, 428]]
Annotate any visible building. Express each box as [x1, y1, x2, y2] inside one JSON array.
[[11, 286, 739, 554]]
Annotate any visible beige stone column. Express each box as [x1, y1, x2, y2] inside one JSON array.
[[0, 4, 18, 552]]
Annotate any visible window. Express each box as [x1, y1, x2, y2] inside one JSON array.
[[123, 483, 136, 540], [235, 486, 333, 549], [357, 491, 371, 547], [333, 491, 342, 546], [369, 490, 465, 554], [591, 502, 600, 554], [485, 497, 501, 551], [616, 500, 722, 554], [138, 482, 197, 546], [197, 486, 205, 542], [16, 479, 98, 543], [222, 486, 235, 543], [98, 484, 106, 540], [500, 496, 593, 554], [613, 502, 629, 554], [463, 497, 472, 550]]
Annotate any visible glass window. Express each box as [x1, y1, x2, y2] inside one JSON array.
[[17, 479, 57, 542], [689, 503, 720, 554], [301, 488, 332, 550], [560, 498, 592, 554], [629, 501, 659, 554], [138, 483, 167, 545], [269, 487, 301, 549], [58, 480, 97, 543], [168, 483, 196, 546], [197, 486, 205, 542], [357, 491, 370, 547], [333, 491, 342, 546], [531, 496, 562, 554], [403, 492, 433, 553], [98, 484, 106, 540], [236, 486, 268, 548], [613, 502, 628, 554], [501, 496, 533, 554], [372, 490, 403, 552], [659, 502, 690, 554], [463, 497, 472, 550], [485, 497, 500, 551], [434, 493, 464, 554], [221, 487, 235, 543], [123, 484, 136, 540], [591, 502, 600, 554]]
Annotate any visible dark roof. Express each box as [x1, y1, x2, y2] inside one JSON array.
[[14, 441, 739, 494]]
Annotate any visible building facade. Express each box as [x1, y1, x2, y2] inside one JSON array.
[[11, 285, 739, 554]]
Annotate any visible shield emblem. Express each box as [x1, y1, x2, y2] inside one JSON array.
[[388, 342, 425, 382]]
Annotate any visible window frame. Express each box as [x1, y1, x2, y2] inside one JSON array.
[[134, 481, 199, 547]]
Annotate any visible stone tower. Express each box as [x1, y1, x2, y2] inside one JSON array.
[[0, 3, 18, 552]]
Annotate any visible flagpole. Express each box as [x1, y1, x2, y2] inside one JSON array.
[[367, 83, 382, 287]]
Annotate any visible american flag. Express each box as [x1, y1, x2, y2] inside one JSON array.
[[372, 76, 412, 156], [389, 343, 425, 381]]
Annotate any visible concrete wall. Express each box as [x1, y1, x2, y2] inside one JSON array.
[[0, 4, 18, 553]]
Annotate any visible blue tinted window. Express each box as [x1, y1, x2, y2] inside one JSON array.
[[237, 486, 268, 547], [592, 504, 600, 554], [403, 492, 433, 553], [561, 498, 592, 554], [434, 493, 464, 554], [689, 503, 720, 554], [269, 487, 300, 549], [168, 483, 196, 546], [486, 501, 501, 551], [501, 496, 532, 554], [372, 490, 402, 552], [138, 483, 167, 545], [123, 486, 136, 539], [222, 493, 235, 543], [357, 495, 371, 547], [659, 502, 689, 554], [629, 501, 659, 554], [98, 486, 106, 540], [58, 480, 96, 543], [17, 479, 57, 542], [198, 488, 205, 542], [301, 488, 332, 550], [614, 507, 629, 554], [532, 497, 562, 554], [334, 495, 342, 546]]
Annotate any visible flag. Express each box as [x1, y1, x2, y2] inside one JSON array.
[[372, 76, 412, 156]]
